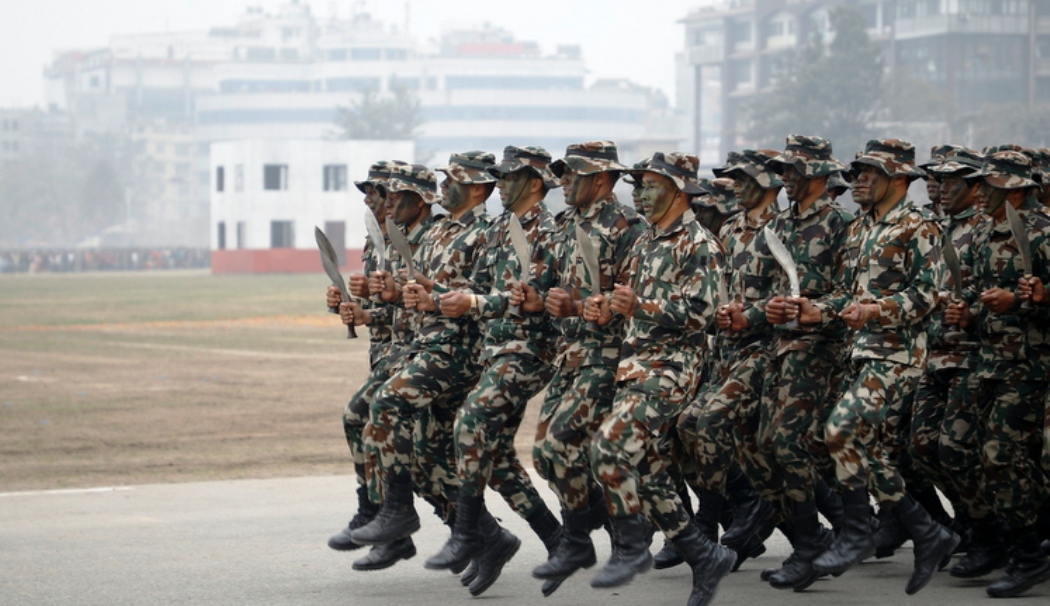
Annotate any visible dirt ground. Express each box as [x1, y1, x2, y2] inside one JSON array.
[[0, 271, 540, 492]]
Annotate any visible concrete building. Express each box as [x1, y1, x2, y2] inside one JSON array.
[[209, 139, 412, 274], [681, 0, 1050, 161]]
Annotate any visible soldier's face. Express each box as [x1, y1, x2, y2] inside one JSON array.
[[562, 168, 599, 208], [925, 177, 941, 205], [497, 169, 532, 210], [781, 166, 809, 203], [976, 181, 1008, 217], [364, 185, 385, 220], [630, 181, 645, 214], [939, 176, 975, 216], [440, 176, 471, 212], [852, 166, 889, 208], [732, 173, 764, 210], [640, 172, 679, 224], [385, 190, 424, 227]]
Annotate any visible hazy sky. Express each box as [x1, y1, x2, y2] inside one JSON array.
[[2, 0, 712, 109]]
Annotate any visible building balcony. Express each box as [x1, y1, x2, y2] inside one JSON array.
[[687, 45, 725, 65], [896, 14, 1028, 40]]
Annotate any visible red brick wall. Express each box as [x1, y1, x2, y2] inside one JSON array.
[[211, 248, 364, 274]]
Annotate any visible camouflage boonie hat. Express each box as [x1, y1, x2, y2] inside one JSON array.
[[637, 151, 705, 195], [927, 148, 984, 179], [550, 140, 628, 177], [712, 150, 744, 178], [622, 156, 652, 185], [694, 177, 738, 215], [488, 145, 561, 189], [721, 148, 783, 190], [435, 150, 498, 185], [919, 144, 961, 170], [851, 139, 926, 179], [354, 159, 406, 193], [378, 163, 440, 205], [983, 143, 1023, 155], [972, 150, 1040, 190], [769, 134, 847, 178], [827, 171, 852, 195]]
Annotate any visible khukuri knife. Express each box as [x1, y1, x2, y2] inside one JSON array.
[[364, 211, 387, 302], [314, 226, 357, 339], [507, 214, 531, 318], [384, 216, 416, 285], [763, 226, 802, 329], [1004, 202, 1033, 309], [941, 241, 968, 343], [574, 223, 602, 330]]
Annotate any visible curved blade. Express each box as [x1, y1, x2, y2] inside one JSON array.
[[364, 211, 386, 270], [942, 240, 964, 300], [574, 223, 601, 295], [763, 226, 800, 297], [385, 216, 416, 279], [1004, 202, 1033, 276], [508, 214, 532, 284], [315, 227, 351, 302]]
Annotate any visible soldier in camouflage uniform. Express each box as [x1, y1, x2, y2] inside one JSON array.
[[908, 148, 995, 574], [584, 151, 738, 606], [677, 149, 784, 561], [332, 163, 444, 570], [920, 145, 955, 219], [747, 135, 854, 589], [519, 141, 645, 593], [623, 157, 652, 218], [945, 150, 1050, 597], [422, 146, 563, 596], [351, 153, 494, 554], [801, 139, 958, 595]]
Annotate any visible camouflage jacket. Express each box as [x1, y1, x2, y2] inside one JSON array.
[[616, 209, 722, 397], [415, 203, 491, 354], [717, 203, 778, 355], [468, 201, 559, 363], [967, 196, 1050, 379], [373, 212, 443, 361], [548, 194, 645, 369], [764, 194, 854, 356], [926, 206, 985, 372], [824, 194, 943, 367]]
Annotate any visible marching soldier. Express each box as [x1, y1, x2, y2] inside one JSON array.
[[945, 149, 1050, 597], [585, 151, 737, 606]]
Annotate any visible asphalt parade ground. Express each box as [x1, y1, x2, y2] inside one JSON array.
[[1, 474, 1046, 606]]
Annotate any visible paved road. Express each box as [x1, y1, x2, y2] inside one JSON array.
[[1, 475, 1045, 605]]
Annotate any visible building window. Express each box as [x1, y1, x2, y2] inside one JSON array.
[[323, 165, 347, 191], [351, 48, 382, 61], [217, 221, 226, 250], [234, 164, 244, 191], [216, 166, 225, 192], [263, 164, 288, 190], [236, 221, 246, 249], [271, 220, 294, 248], [328, 48, 348, 61], [385, 48, 408, 61]]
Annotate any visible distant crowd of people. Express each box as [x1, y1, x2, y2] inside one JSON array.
[[0, 248, 210, 274]]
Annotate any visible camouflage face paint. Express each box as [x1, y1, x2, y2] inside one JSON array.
[[734, 174, 764, 210], [497, 169, 531, 210], [386, 190, 423, 227], [781, 166, 810, 203], [939, 176, 974, 216], [630, 182, 645, 215], [640, 172, 677, 224], [977, 181, 1008, 217], [441, 178, 469, 212], [563, 169, 598, 208]]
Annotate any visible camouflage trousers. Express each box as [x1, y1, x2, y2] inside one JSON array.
[[455, 352, 554, 519], [760, 346, 839, 504], [366, 348, 481, 521], [679, 344, 787, 515], [976, 378, 1049, 528], [825, 360, 921, 506], [532, 363, 617, 512], [591, 370, 694, 537], [344, 354, 399, 504]]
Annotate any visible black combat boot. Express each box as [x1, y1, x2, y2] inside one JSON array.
[[873, 503, 910, 558], [424, 494, 485, 571], [696, 489, 724, 543], [770, 500, 824, 591], [328, 485, 380, 551], [672, 522, 737, 606], [986, 527, 1050, 598], [532, 508, 597, 580], [814, 478, 845, 533], [813, 487, 875, 577], [349, 475, 420, 546], [469, 511, 521, 596], [591, 514, 654, 588], [732, 517, 772, 572], [459, 560, 479, 586], [523, 505, 566, 596], [893, 493, 960, 594], [951, 515, 1009, 578], [720, 465, 773, 550], [761, 522, 798, 581], [351, 537, 417, 571]]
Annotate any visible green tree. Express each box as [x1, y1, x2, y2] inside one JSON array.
[[744, 5, 884, 157], [333, 81, 422, 140]]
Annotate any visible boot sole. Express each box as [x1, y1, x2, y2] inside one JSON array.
[[590, 553, 653, 588], [351, 544, 417, 571], [950, 555, 1009, 579], [986, 568, 1050, 598], [541, 576, 567, 597], [532, 551, 597, 579]]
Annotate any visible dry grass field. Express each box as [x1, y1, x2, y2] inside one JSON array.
[[0, 270, 541, 492]]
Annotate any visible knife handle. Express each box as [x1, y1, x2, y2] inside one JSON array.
[[1021, 274, 1033, 309], [344, 296, 358, 339], [508, 304, 522, 318]]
